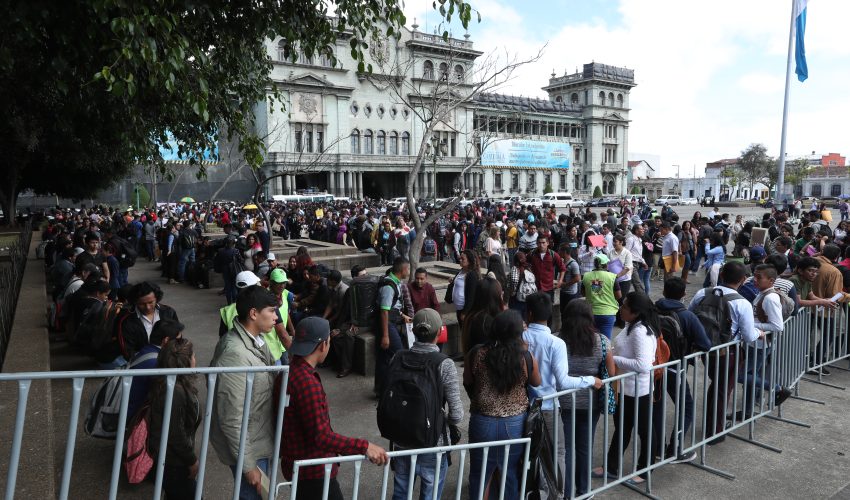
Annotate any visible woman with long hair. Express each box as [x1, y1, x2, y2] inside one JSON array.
[[595, 292, 658, 485], [561, 299, 616, 498], [486, 253, 509, 304], [242, 233, 261, 271], [582, 254, 621, 339], [607, 234, 633, 298], [703, 231, 726, 287], [506, 251, 534, 318], [464, 310, 541, 500], [148, 338, 201, 498], [679, 221, 696, 284], [450, 249, 481, 330], [461, 275, 507, 353]]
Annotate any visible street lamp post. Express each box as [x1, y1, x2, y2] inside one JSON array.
[[425, 136, 448, 207]]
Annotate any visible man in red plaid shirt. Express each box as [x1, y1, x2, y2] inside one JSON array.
[[280, 317, 388, 499]]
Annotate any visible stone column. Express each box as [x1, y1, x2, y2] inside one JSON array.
[[291, 175, 298, 194], [357, 172, 364, 199], [328, 171, 336, 196]]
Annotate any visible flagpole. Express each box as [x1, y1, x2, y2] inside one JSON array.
[[776, 0, 796, 204]]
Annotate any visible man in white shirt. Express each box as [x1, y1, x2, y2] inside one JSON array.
[[660, 222, 680, 280], [736, 265, 792, 420], [625, 223, 648, 294], [689, 261, 758, 444], [522, 293, 601, 498]]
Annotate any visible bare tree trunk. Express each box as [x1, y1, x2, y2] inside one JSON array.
[[0, 165, 21, 227]]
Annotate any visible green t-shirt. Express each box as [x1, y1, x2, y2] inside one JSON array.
[[582, 270, 620, 316], [790, 275, 812, 303]]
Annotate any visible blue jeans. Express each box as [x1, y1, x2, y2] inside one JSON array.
[[637, 266, 652, 295], [738, 344, 779, 408], [691, 245, 704, 272], [469, 412, 526, 500], [392, 452, 448, 500], [652, 368, 694, 456], [118, 268, 129, 287], [593, 315, 616, 340], [562, 403, 601, 497], [177, 247, 195, 281], [229, 458, 269, 500], [508, 298, 527, 319], [146, 239, 156, 260]]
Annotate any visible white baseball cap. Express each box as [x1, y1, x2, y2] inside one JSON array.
[[235, 271, 261, 289]]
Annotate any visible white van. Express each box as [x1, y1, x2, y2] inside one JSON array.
[[541, 192, 584, 209], [654, 195, 681, 206]]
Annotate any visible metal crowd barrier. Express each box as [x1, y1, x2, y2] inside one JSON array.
[[535, 305, 840, 499], [0, 364, 289, 500], [0, 221, 32, 370], [281, 438, 532, 500]]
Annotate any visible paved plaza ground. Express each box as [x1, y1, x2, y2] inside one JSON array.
[[35, 205, 850, 498]]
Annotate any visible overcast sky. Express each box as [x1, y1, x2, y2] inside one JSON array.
[[404, 0, 849, 177]]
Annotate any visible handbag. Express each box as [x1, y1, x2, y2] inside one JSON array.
[[523, 400, 562, 498], [436, 325, 448, 344], [597, 336, 617, 415], [444, 273, 456, 304], [123, 405, 154, 484]]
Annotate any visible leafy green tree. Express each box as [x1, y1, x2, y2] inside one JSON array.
[[630, 186, 641, 195], [785, 157, 811, 195], [543, 182, 553, 194], [593, 185, 603, 198], [738, 143, 775, 196], [0, 0, 477, 223]]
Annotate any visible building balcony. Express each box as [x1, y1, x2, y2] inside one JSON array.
[[601, 163, 625, 174]]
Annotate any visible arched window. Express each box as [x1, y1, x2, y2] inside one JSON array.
[[377, 130, 386, 155], [401, 132, 410, 155], [364, 129, 374, 154], [811, 184, 822, 197], [454, 64, 465, 82], [608, 92, 615, 106], [555, 96, 563, 103], [350, 129, 360, 154], [423, 60, 434, 79], [617, 94, 624, 107], [599, 91, 606, 105], [571, 93, 579, 104], [439, 62, 449, 81], [389, 131, 398, 155], [276, 40, 287, 61]]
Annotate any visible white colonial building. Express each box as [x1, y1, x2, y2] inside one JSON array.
[[254, 25, 636, 200]]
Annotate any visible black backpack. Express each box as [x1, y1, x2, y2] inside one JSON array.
[[657, 307, 688, 361], [692, 287, 743, 346], [110, 236, 138, 268], [178, 230, 194, 250], [349, 275, 381, 327], [377, 350, 447, 448]]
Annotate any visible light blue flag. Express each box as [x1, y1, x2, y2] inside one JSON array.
[[794, 0, 808, 82]]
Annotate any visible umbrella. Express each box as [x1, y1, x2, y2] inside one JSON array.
[[839, 194, 850, 199], [180, 197, 195, 203], [243, 203, 259, 210]]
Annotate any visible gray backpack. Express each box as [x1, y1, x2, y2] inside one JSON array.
[[85, 352, 158, 439]]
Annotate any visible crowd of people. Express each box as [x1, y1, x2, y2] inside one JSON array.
[[34, 194, 850, 499]]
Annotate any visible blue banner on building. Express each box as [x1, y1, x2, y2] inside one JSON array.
[[481, 138, 571, 169], [158, 131, 219, 163]]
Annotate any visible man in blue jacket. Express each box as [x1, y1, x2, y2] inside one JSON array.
[[653, 277, 712, 463]]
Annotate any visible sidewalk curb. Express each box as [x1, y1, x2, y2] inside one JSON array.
[[0, 234, 56, 499]]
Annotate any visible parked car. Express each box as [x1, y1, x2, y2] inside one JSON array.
[[541, 192, 584, 209], [587, 197, 618, 207], [521, 197, 543, 209], [680, 197, 699, 205], [654, 195, 681, 206]]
